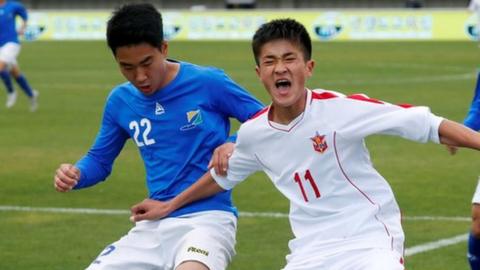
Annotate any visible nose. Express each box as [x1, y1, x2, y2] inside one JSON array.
[[274, 60, 287, 74], [135, 67, 148, 83]]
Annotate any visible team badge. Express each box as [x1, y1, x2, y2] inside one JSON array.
[[311, 132, 328, 153], [180, 109, 203, 130]]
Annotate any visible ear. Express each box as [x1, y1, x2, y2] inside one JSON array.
[[255, 65, 261, 79], [305, 59, 315, 77], [160, 41, 168, 55]]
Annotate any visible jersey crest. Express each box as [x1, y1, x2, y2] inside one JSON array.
[[311, 132, 328, 153], [180, 109, 203, 131]]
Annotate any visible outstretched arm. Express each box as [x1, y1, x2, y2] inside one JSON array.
[[439, 119, 480, 150], [130, 171, 225, 222]]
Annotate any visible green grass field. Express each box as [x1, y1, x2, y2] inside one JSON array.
[[0, 40, 479, 269]]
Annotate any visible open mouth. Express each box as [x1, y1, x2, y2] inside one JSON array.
[[275, 79, 291, 89]]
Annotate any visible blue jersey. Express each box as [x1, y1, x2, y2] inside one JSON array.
[[0, 1, 27, 46], [75, 61, 264, 217], [464, 71, 480, 131]]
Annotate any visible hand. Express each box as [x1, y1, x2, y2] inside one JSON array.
[[208, 142, 234, 176], [445, 145, 458, 155], [54, 163, 80, 192], [130, 199, 173, 222]]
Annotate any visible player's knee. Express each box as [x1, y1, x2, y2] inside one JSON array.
[[175, 260, 210, 270], [473, 221, 480, 238]]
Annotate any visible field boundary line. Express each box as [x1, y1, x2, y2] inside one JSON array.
[[0, 205, 470, 257], [0, 205, 470, 221], [404, 233, 468, 257]]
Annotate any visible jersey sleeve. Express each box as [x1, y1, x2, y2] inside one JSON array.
[[211, 126, 261, 190], [14, 3, 28, 21], [212, 70, 264, 123], [334, 95, 443, 144], [74, 97, 129, 189], [463, 72, 480, 131]]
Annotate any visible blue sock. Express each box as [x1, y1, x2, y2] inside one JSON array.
[[0, 70, 14, 94], [15, 74, 34, 97], [464, 71, 480, 130], [469, 232, 480, 270]]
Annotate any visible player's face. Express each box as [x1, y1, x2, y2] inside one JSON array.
[[115, 42, 169, 96], [255, 39, 314, 111]]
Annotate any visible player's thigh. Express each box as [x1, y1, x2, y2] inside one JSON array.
[[85, 220, 172, 270], [174, 211, 237, 270], [0, 42, 20, 67], [472, 179, 480, 205]]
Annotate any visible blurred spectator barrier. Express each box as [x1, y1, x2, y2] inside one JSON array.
[[22, 9, 478, 41]]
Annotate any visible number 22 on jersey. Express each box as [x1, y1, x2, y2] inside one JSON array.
[[129, 118, 156, 147], [294, 169, 321, 202]]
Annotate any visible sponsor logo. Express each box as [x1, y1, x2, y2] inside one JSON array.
[[180, 109, 203, 130], [311, 132, 328, 153], [313, 12, 344, 40], [187, 246, 209, 256], [466, 15, 479, 40]]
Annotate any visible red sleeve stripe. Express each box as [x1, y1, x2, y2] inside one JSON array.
[[311, 91, 339, 103], [348, 93, 414, 108], [347, 94, 384, 104], [396, 103, 414, 108], [249, 106, 269, 120]]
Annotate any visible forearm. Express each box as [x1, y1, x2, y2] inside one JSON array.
[[169, 172, 226, 211], [439, 119, 480, 150]]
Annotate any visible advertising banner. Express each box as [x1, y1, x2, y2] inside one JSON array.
[[23, 10, 478, 41]]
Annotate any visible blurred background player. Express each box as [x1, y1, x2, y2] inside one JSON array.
[[53, 3, 263, 270], [470, 0, 480, 44], [0, 0, 38, 111], [458, 70, 480, 270]]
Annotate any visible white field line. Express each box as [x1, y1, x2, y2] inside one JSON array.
[[0, 205, 470, 257], [404, 233, 469, 257], [0, 205, 471, 221]]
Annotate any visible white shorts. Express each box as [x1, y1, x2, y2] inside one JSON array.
[[86, 210, 237, 270], [472, 178, 480, 204], [0, 42, 20, 68], [282, 248, 404, 270]]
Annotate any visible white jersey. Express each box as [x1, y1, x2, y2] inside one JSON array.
[[212, 89, 443, 259]]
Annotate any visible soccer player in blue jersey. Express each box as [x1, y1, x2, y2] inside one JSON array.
[[53, 3, 263, 270], [455, 71, 480, 270], [0, 0, 38, 111]]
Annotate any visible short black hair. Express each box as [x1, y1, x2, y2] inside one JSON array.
[[106, 3, 164, 55], [252, 18, 312, 65]]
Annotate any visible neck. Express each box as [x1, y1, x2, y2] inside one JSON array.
[[158, 60, 180, 90], [269, 89, 308, 125]]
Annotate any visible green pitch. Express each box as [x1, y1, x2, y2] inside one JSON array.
[[0, 40, 478, 269]]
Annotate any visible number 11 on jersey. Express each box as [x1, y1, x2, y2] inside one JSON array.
[[294, 169, 321, 202]]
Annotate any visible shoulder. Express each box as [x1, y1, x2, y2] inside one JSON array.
[[180, 61, 226, 79], [239, 107, 268, 133], [311, 89, 346, 100], [10, 2, 25, 10], [105, 82, 135, 104]]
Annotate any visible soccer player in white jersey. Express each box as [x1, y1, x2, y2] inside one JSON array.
[[129, 19, 480, 269], [53, 3, 263, 270]]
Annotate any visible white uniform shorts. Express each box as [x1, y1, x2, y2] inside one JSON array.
[[282, 248, 404, 270], [472, 178, 480, 204], [86, 210, 237, 270], [0, 42, 20, 68]]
